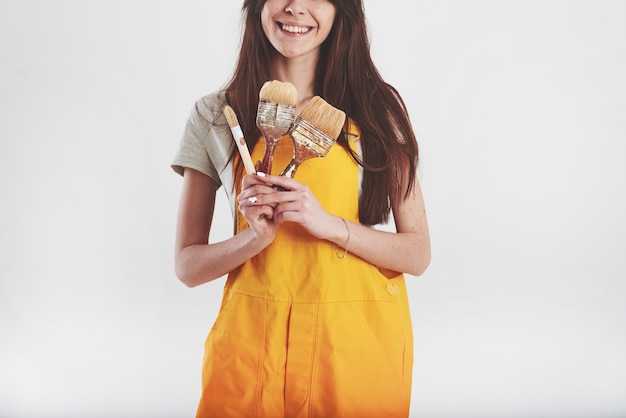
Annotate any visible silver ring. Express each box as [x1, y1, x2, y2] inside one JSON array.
[[248, 196, 258, 203]]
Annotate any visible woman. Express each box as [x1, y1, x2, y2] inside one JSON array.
[[172, 0, 430, 416]]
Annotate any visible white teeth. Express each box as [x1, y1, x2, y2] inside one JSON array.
[[281, 24, 311, 34]]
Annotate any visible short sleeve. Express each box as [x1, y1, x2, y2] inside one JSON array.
[[171, 92, 232, 187], [171, 92, 239, 217]]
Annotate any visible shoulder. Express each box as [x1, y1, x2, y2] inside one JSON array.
[[191, 90, 229, 127], [196, 90, 228, 115], [180, 89, 233, 157]]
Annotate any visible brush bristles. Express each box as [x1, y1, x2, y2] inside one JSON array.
[[259, 80, 297, 106], [223, 105, 240, 128], [299, 96, 346, 139]]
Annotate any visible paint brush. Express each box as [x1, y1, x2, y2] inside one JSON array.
[[256, 80, 297, 174], [279, 96, 346, 179], [224, 105, 256, 175]]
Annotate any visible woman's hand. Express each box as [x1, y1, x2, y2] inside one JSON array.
[[237, 172, 280, 245], [250, 173, 335, 240]]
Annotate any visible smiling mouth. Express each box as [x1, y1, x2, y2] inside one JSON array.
[[280, 23, 312, 34]]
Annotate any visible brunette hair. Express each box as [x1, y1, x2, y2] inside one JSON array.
[[227, 0, 419, 225]]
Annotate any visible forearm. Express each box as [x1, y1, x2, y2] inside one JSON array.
[[327, 216, 431, 277], [175, 228, 269, 287]]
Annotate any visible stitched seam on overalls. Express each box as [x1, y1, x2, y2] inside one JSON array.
[[253, 298, 267, 417], [270, 240, 330, 246], [227, 288, 399, 304], [307, 302, 320, 418]]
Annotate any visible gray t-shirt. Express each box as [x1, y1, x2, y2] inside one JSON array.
[[171, 91, 238, 216]]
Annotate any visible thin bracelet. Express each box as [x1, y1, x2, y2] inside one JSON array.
[[334, 217, 350, 260]]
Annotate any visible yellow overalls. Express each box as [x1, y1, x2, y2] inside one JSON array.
[[197, 122, 414, 418]]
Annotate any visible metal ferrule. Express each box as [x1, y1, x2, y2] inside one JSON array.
[[288, 116, 336, 156], [256, 100, 296, 129]]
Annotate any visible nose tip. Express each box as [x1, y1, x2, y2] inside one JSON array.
[[285, 0, 305, 15]]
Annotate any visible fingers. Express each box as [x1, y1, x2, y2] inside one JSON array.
[[252, 172, 301, 192], [239, 173, 324, 228], [239, 173, 275, 202], [241, 203, 273, 221], [239, 172, 302, 209], [238, 194, 265, 210], [238, 191, 275, 232], [241, 171, 269, 189], [238, 173, 279, 224], [238, 187, 276, 208]]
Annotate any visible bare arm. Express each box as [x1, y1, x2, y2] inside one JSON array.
[[174, 168, 277, 287], [336, 177, 431, 276]]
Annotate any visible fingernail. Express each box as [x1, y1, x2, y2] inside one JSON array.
[[256, 172, 266, 177]]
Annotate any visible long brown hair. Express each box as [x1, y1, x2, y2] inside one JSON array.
[[227, 0, 419, 225]]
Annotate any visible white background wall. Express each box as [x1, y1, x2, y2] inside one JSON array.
[[1, 1, 625, 417]]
